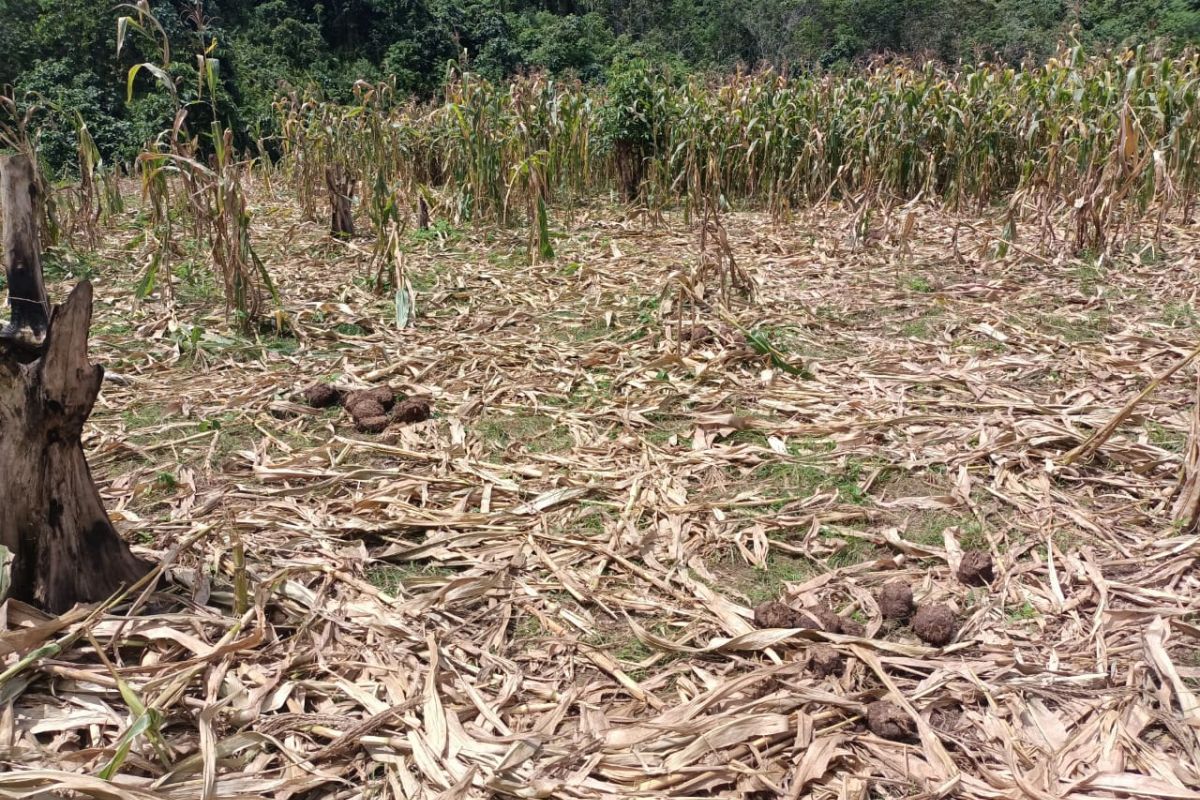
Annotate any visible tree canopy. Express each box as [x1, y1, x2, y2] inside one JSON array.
[[4, 0, 1199, 171]]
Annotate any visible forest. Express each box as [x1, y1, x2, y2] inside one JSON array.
[[4, 0, 1200, 172], [1, 0, 1200, 799]]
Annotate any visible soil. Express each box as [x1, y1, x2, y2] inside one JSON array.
[[809, 645, 843, 676], [879, 582, 915, 620], [957, 550, 995, 586], [865, 701, 916, 741], [304, 383, 342, 408], [913, 603, 959, 646]]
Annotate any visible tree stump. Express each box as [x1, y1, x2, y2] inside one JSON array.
[[0, 154, 152, 613], [1, 155, 50, 353], [325, 164, 355, 238], [417, 195, 430, 231]]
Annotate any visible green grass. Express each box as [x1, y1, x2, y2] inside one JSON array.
[[749, 457, 870, 507], [366, 562, 454, 594], [906, 513, 986, 549], [1006, 601, 1038, 621], [1145, 420, 1187, 453], [746, 326, 810, 375], [478, 413, 573, 455], [153, 471, 178, 492], [903, 275, 934, 293], [1037, 312, 1109, 343], [735, 554, 815, 604], [820, 526, 880, 568], [1071, 259, 1104, 294], [640, 409, 693, 447], [512, 614, 544, 639], [409, 219, 462, 245], [1160, 302, 1198, 329], [566, 319, 610, 342], [193, 413, 261, 463], [43, 246, 102, 282], [123, 404, 167, 430], [900, 315, 938, 339], [175, 258, 219, 304], [94, 320, 134, 337]]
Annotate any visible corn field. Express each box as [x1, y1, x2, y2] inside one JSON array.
[[274, 45, 1200, 257]]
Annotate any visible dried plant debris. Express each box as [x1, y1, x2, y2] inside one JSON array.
[[9, 197, 1200, 800], [913, 603, 960, 646]]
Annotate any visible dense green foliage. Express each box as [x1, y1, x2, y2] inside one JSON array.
[[3, 0, 1200, 172]]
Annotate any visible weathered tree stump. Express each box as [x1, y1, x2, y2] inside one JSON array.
[[417, 195, 430, 231], [325, 164, 355, 238], [0, 154, 152, 613], [1, 155, 50, 353]]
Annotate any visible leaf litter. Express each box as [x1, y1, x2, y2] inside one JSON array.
[[2, 195, 1200, 798]]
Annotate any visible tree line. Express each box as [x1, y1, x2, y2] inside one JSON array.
[[2, 0, 1199, 173]]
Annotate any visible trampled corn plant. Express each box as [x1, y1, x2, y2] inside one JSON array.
[[508, 150, 555, 263], [118, 0, 277, 330], [69, 112, 104, 246], [273, 45, 1200, 260], [0, 89, 63, 246]]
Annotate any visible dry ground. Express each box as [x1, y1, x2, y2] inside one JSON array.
[[3, 186, 1200, 799]]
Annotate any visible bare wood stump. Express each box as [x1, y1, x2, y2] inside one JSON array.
[[325, 164, 355, 238], [1, 154, 50, 354], [0, 154, 152, 612], [417, 195, 430, 231]]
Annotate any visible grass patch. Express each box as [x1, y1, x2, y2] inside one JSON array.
[[1006, 601, 1039, 621], [409, 219, 462, 245], [1145, 420, 1187, 453], [367, 562, 454, 594], [641, 409, 693, 446], [1160, 302, 1198, 329], [1037, 312, 1108, 343], [478, 412, 573, 455], [43, 246, 102, 282], [734, 554, 815, 604], [512, 614, 544, 639], [1072, 259, 1104, 294], [820, 526, 880, 568], [175, 258, 219, 304], [903, 275, 934, 293], [906, 513, 986, 549], [123, 404, 167, 430], [900, 315, 939, 339], [749, 457, 870, 507]]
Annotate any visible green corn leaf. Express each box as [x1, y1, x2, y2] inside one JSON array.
[[98, 709, 158, 780]]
